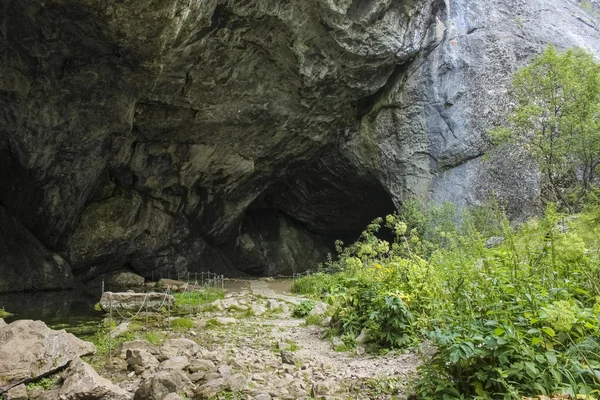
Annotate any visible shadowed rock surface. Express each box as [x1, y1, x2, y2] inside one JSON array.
[[0, 0, 599, 290]]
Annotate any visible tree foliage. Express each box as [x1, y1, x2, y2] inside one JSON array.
[[493, 46, 600, 211]]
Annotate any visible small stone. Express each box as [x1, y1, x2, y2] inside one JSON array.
[[215, 317, 238, 325], [161, 338, 199, 359], [280, 350, 297, 365], [355, 346, 365, 356], [218, 364, 232, 378], [126, 349, 159, 371], [188, 359, 215, 372], [189, 371, 205, 382], [163, 394, 184, 400], [160, 356, 190, 371], [355, 328, 371, 345], [251, 304, 267, 316], [311, 380, 340, 396], [320, 316, 332, 327], [6, 383, 28, 400], [266, 299, 280, 310]]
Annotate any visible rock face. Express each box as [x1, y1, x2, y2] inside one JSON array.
[[0, 0, 599, 288], [0, 205, 73, 292], [0, 320, 96, 393]]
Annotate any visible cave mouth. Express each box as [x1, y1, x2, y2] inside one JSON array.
[[233, 157, 397, 277]]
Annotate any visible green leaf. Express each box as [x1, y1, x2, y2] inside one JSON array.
[[494, 327, 506, 336], [541, 327, 556, 337], [531, 337, 544, 346], [546, 351, 557, 366]]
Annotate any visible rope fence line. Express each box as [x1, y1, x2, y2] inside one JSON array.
[[102, 271, 226, 360]]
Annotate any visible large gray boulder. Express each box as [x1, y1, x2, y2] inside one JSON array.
[[39, 357, 131, 400], [133, 369, 191, 400], [99, 291, 174, 313], [0, 320, 96, 393]]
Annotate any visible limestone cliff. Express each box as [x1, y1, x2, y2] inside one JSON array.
[[0, 0, 599, 291]]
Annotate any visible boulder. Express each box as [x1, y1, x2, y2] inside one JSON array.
[[99, 292, 174, 313], [280, 350, 297, 365], [159, 356, 189, 371], [355, 328, 371, 345], [52, 357, 130, 400], [195, 374, 247, 399], [120, 340, 160, 358], [188, 359, 216, 373], [108, 272, 145, 290], [110, 322, 131, 339], [0, 320, 95, 393], [0, 319, 5, 328], [133, 369, 190, 400], [308, 302, 328, 317], [160, 338, 199, 360], [250, 304, 267, 316], [126, 349, 159, 372]]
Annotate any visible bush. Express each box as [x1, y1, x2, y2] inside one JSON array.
[[292, 300, 318, 318], [293, 202, 600, 398]]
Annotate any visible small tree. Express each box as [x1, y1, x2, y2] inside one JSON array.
[[493, 46, 600, 211]]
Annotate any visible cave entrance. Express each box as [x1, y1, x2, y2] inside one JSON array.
[[233, 153, 397, 276]]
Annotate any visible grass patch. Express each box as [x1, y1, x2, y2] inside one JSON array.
[[173, 288, 225, 313], [0, 307, 14, 318], [171, 317, 194, 331], [144, 331, 164, 345], [204, 318, 223, 329], [304, 314, 322, 326]]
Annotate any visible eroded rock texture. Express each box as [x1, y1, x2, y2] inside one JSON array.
[[0, 0, 599, 290]]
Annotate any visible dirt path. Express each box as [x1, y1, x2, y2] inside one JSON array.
[[189, 280, 419, 399]]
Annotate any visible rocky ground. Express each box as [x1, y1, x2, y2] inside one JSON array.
[[0, 279, 420, 400]]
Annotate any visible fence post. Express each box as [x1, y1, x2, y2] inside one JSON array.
[[108, 294, 113, 361]]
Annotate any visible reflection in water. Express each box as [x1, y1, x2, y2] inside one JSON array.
[[0, 290, 105, 340]]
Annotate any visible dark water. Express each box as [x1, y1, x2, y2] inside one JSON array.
[[0, 290, 105, 340]]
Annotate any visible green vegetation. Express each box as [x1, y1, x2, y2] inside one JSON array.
[[25, 372, 61, 391], [173, 288, 225, 313], [171, 317, 194, 331], [492, 46, 600, 211], [293, 200, 600, 399], [0, 307, 14, 318], [292, 300, 318, 318], [144, 331, 164, 346]]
